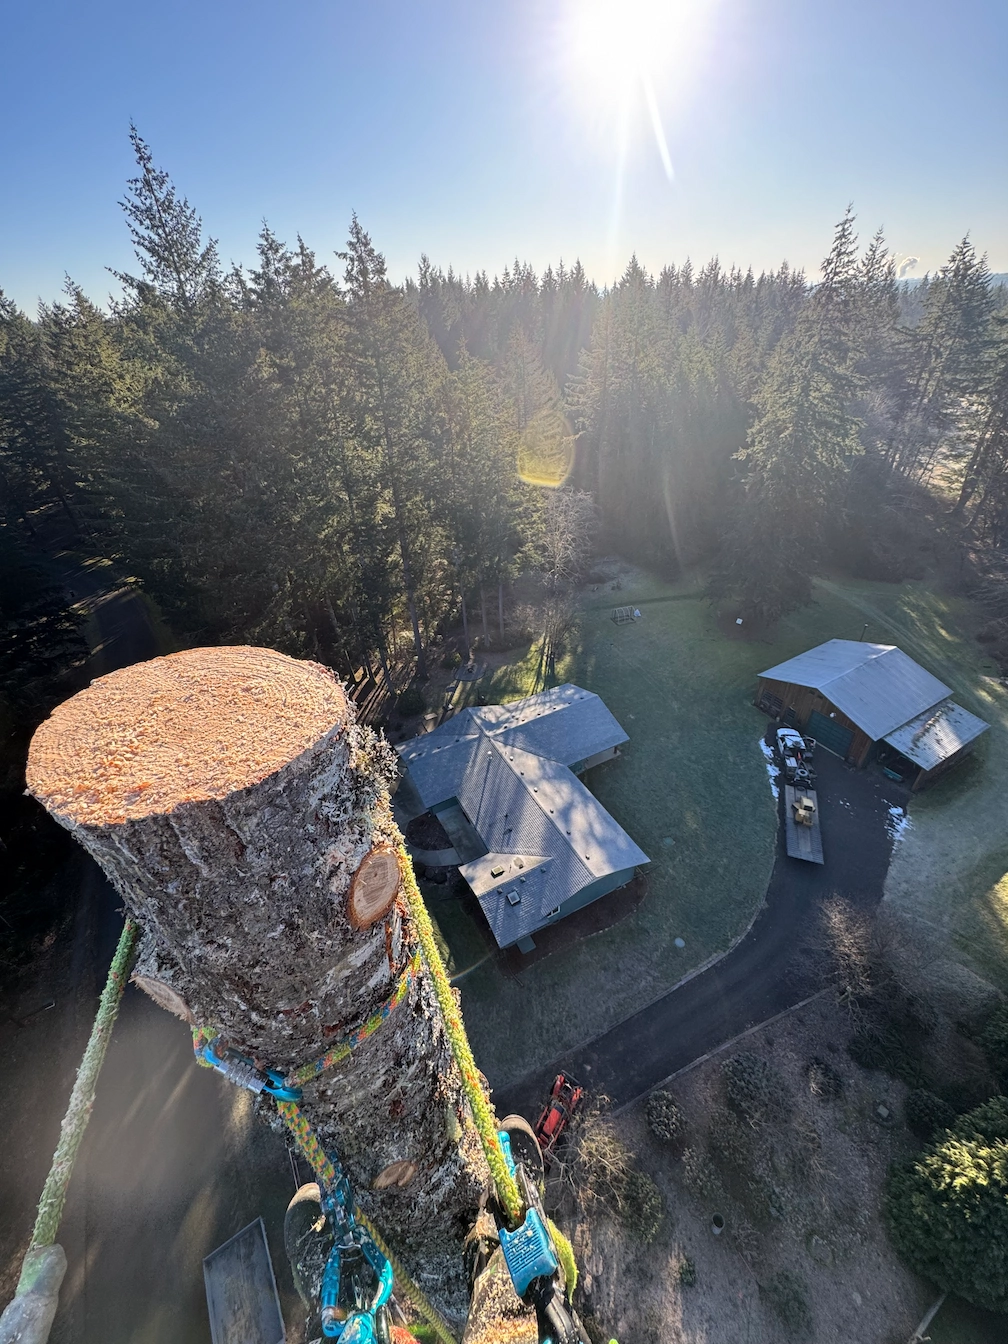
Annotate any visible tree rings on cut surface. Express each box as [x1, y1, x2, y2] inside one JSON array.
[[25, 646, 348, 827], [372, 1159, 418, 1190], [132, 974, 194, 1023], [347, 846, 400, 929]]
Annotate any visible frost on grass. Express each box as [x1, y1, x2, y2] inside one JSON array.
[[758, 737, 780, 799], [884, 804, 912, 845]]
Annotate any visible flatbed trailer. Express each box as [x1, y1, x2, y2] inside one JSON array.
[[783, 785, 824, 864]]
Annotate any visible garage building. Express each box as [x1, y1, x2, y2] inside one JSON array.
[[756, 639, 989, 789]]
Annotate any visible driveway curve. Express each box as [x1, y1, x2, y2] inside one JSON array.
[[493, 747, 911, 1120]]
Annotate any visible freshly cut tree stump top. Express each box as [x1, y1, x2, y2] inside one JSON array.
[[27, 646, 348, 826], [26, 644, 493, 1318]]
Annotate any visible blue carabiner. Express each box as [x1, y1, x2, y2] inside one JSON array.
[[262, 1068, 303, 1103]]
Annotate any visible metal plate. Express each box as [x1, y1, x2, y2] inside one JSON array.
[[203, 1217, 285, 1344]]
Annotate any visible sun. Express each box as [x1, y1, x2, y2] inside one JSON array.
[[556, 0, 716, 176], [567, 0, 678, 92]]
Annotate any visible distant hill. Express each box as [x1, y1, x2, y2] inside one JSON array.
[[899, 273, 1008, 288]]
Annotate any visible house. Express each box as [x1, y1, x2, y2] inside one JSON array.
[[755, 639, 989, 789], [396, 684, 649, 952]]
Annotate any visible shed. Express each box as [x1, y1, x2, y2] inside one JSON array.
[[881, 700, 990, 790], [755, 639, 988, 788]]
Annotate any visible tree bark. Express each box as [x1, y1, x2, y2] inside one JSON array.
[[461, 592, 470, 655], [498, 582, 505, 642], [26, 646, 489, 1321], [479, 585, 489, 647]]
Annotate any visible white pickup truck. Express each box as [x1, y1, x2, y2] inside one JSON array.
[[775, 726, 814, 785]]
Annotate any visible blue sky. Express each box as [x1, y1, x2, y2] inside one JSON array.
[[2, 0, 1006, 313]]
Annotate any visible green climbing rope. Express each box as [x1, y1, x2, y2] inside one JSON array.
[[396, 846, 524, 1228], [18, 916, 139, 1293]]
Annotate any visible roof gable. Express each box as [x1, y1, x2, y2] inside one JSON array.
[[760, 639, 951, 741], [472, 683, 628, 765]]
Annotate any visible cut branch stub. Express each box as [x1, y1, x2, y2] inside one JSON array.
[[131, 974, 194, 1023], [372, 1159, 418, 1190], [348, 846, 400, 929]]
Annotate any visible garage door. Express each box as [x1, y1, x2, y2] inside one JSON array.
[[806, 710, 854, 759]]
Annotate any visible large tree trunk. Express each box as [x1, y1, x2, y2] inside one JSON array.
[[479, 585, 489, 647], [25, 646, 489, 1322]]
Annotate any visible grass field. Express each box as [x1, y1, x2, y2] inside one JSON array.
[[807, 579, 1008, 992], [440, 563, 1008, 1086]]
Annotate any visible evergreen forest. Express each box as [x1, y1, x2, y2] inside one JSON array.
[[4, 130, 1008, 804]]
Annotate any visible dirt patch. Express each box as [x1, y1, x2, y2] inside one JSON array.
[[562, 995, 933, 1344], [404, 812, 452, 850]]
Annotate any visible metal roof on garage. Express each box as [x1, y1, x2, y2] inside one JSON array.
[[883, 700, 990, 771], [759, 640, 951, 742]]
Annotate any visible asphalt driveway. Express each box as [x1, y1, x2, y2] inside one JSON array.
[[493, 744, 911, 1119]]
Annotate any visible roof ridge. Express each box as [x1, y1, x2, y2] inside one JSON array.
[[487, 739, 615, 877]]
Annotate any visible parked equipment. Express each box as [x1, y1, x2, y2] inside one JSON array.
[[534, 1073, 584, 1162], [774, 726, 812, 783], [783, 785, 824, 864]]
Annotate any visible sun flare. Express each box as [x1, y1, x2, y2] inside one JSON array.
[[558, 0, 716, 176]]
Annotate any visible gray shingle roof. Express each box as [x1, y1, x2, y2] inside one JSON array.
[[474, 683, 628, 765], [759, 640, 951, 742], [459, 856, 560, 948], [396, 710, 482, 809], [395, 685, 648, 947], [883, 700, 990, 771]]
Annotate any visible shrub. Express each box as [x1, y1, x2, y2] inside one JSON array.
[[905, 1088, 956, 1142], [977, 1002, 1008, 1085], [884, 1095, 1008, 1313], [707, 1107, 752, 1173], [617, 1169, 664, 1243], [760, 1269, 812, 1334], [848, 1025, 927, 1087], [397, 686, 426, 717], [439, 649, 462, 670], [645, 1090, 684, 1144], [807, 1057, 843, 1101], [681, 1146, 718, 1200], [731, 1213, 760, 1260], [677, 1257, 696, 1288], [721, 1052, 790, 1125], [743, 1169, 786, 1224]]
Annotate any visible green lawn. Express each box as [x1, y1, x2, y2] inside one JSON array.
[[806, 579, 1008, 992], [450, 567, 787, 1085], [441, 566, 1008, 1086]]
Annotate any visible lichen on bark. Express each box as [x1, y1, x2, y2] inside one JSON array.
[[26, 646, 492, 1321]]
